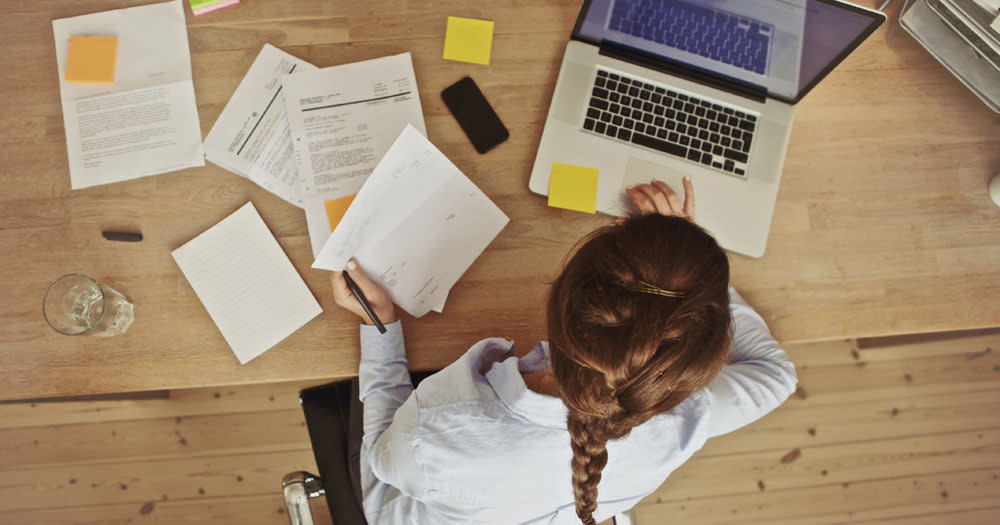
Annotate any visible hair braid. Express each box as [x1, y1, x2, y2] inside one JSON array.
[[548, 214, 732, 524], [568, 414, 613, 525]]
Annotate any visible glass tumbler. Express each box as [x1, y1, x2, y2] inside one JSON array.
[[42, 274, 134, 336]]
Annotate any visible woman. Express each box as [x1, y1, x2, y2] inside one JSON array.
[[331, 179, 797, 524]]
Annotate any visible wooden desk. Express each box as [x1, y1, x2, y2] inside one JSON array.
[[1, 1, 998, 401]]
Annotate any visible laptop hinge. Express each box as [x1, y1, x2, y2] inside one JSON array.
[[598, 40, 767, 104]]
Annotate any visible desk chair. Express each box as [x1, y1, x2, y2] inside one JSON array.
[[280, 373, 638, 525]]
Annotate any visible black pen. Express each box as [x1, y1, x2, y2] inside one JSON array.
[[343, 271, 386, 334]]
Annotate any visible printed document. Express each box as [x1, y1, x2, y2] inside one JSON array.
[[203, 44, 316, 208], [172, 202, 322, 365], [281, 52, 426, 256], [312, 125, 509, 318], [52, 0, 204, 189]]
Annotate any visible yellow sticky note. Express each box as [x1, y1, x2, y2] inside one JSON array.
[[65, 36, 118, 84], [443, 16, 494, 65], [324, 195, 356, 231], [548, 162, 599, 214]]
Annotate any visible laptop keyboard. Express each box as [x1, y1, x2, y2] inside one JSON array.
[[584, 69, 757, 178], [609, 0, 772, 75]]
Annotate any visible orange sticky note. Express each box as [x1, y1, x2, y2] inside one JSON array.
[[443, 16, 494, 65], [65, 36, 118, 84], [548, 162, 599, 214], [324, 195, 356, 231]]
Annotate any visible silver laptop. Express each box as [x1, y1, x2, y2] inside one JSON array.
[[529, 0, 884, 257]]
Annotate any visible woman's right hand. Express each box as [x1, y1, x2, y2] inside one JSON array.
[[624, 177, 695, 222], [330, 258, 397, 326]]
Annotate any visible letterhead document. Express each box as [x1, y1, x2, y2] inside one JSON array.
[[204, 44, 316, 208], [312, 125, 509, 318], [172, 202, 322, 365], [52, 0, 204, 189], [281, 52, 427, 256]]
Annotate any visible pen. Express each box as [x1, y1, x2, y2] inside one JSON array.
[[343, 271, 387, 334]]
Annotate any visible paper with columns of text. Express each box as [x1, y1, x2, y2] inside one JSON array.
[[172, 202, 322, 364], [311, 125, 508, 318], [52, 0, 204, 189], [204, 44, 316, 208], [281, 52, 426, 257]]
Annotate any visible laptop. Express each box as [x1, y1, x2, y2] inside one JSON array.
[[529, 0, 885, 257]]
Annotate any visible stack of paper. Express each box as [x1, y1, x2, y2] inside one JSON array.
[[281, 52, 427, 257], [203, 45, 316, 208], [172, 202, 322, 364], [52, 0, 204, 189], [205, 49, 427, 258], [312, 125, 509, 318]]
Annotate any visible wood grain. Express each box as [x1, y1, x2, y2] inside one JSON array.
[[0, 333, 997, 523], [1, 0, 999, 400]]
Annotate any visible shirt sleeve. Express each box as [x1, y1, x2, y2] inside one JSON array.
[[357, 321, 429, 519], [703, 287, 798, 438]]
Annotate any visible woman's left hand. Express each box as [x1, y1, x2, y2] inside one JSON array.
[[623, 177, 695, 222]]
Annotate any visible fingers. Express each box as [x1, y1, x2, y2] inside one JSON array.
[[331, 270, 361, 307], [651, 180, 682, 214], [626, 186, 657, 214], [681, 176, 695, 220], [623, 178, 695, 221], [330, 271, 364, 318], [344, 259, 381, 299], [336, 258, 398, 325]]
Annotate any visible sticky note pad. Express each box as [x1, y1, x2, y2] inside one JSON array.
[[443, 16, 494, 65], [65, 36, 118, 84], [324, 195, 357, 231], [548, 162, 599, 214], [190, 0, 240, 16]]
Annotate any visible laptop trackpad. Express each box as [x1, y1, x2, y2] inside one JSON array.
[[619, 157, 690, 213]]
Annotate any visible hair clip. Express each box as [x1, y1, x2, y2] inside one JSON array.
[[636, 280, 685, 299]]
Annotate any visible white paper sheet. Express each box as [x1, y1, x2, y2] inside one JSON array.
[[312, 125, 509, 318], [973, 0, 1000, 13], [281, 52, 427, 256], [203, 44, 316, 208], [172, 202, 322, 365], [52, 0, 204, 189]]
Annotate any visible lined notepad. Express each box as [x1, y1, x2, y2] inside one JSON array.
[[172, 202, 322, 364]]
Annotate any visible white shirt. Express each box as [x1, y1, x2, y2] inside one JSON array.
[[358, 288, 797, 524]]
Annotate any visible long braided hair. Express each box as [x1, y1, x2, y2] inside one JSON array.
[[547, 214, 732, 524]]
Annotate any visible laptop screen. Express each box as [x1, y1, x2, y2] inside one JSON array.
[[573, 0, 884, 103]]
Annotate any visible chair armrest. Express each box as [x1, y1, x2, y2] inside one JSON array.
[[282, 471, 325, 525]]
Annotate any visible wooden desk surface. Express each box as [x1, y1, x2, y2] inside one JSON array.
[[1, 0, 998, 401]]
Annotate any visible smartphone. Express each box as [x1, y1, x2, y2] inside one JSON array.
[[441, 76, 509, 154]]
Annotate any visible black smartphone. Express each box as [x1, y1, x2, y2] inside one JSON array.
[[441, 76, 509, 154]]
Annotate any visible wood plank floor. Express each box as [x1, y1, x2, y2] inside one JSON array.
[[1, 332, 998, 524]]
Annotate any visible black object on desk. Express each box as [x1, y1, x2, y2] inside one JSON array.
[[102, 231, 143, 242], [343, 272, 386, 334], [441, 76, 509, 154]]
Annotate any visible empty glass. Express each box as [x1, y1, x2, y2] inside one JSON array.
[[43, 274, 134, 336]]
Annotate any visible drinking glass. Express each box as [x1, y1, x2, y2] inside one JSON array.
[[42, 274, 134, 336]]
